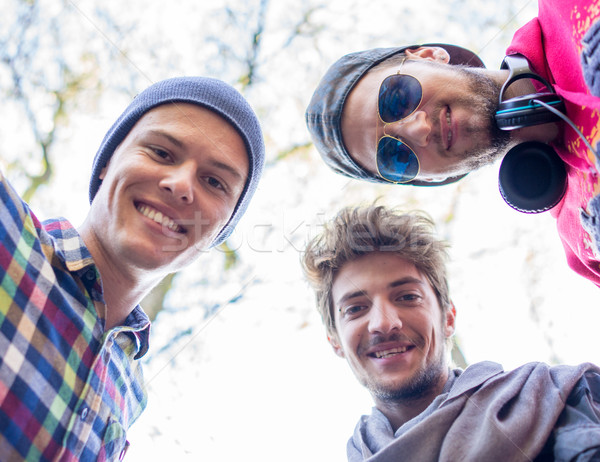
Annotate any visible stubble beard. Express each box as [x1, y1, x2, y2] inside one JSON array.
[[367, 346, 448, 404], [357, 331, 449, 404], [428, 65, 512, 175], [458, 66, 512, 170]]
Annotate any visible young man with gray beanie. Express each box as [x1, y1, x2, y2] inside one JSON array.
[[0, 76, 264, 460]]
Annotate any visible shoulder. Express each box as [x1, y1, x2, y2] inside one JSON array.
[[0, 169, 31, 223], [492, 361, 600, 384], [0, 170, 51, 253], [450, 361, 600, 401]]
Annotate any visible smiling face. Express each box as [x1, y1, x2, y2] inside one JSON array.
[[87, 102, 249, 274], [330, 251, 455, 405], [341, 52, 510, 182]]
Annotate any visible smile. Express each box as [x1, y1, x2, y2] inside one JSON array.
[[372, 346, 409, 359], [136, 203, 185, 233]]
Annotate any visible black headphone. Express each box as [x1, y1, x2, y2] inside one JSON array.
[[495, 54, 567, 214]]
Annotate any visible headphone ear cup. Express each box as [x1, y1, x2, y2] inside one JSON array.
[[498, 141, 567, 214]]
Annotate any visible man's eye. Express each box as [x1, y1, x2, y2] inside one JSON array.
[[397, 293, 421, 303], [342, 305, 366, 317], [206, 176, 225, 191], [152, 148, 171, 160]]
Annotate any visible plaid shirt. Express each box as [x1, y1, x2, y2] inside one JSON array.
[[0, 171, 150, 461]]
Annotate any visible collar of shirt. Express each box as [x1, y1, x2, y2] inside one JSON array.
[[43, 216, 151, 359]]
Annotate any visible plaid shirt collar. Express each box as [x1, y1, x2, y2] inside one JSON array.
[[43, 217, 151, 358]]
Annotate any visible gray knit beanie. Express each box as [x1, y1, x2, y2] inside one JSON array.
[[89, 76, 265, 248]]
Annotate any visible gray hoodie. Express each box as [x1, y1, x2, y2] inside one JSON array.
[[348, 361, 600, 461]]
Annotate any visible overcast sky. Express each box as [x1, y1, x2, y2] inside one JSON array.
[[3, 0, 600, 460]]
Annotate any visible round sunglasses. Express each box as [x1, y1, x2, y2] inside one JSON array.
[[376, 72, 423, 183]]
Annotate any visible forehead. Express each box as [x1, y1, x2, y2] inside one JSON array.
[[117, 102, 250, 181], [134, 102, 246, 155], [332, 252, 428, 298], [133, 102, 235, 135]]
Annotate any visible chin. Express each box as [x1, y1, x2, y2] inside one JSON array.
[[371, 365, 446, 402]]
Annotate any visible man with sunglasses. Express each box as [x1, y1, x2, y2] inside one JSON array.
[[0, 77, 264, 460], [305, 0, 600, 288], [302, 203, 600, 461]]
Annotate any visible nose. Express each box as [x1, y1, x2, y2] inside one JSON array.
[[367, 300, 402, 335], [385, 110, 430, 147], [159, 164, 195, 204]]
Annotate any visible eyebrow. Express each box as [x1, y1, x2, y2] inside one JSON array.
[[389, 277, 424, 289], [148, 129, 185, 149], [209, 159, 245, 182], [337, 290, 368, 306], [336, 276, 424, 306], [147, 129, 245, 182]]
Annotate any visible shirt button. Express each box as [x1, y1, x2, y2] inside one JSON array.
[[80, 406, 89, 420], [85, 270, 95, 280]]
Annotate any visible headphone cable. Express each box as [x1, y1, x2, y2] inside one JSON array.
[[533, 99, 597, 156]]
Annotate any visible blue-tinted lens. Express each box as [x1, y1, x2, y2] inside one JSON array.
[[376, 136, 420, 183], [378, 74, 422, 123]]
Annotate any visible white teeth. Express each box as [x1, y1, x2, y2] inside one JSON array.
[[137, 204, 182, 232], [446, 112, 452, 142], [374, 346, 408, 359]]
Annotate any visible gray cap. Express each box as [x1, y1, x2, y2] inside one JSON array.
[[89, 76, 265, 248], [305, 43, 485, 186]]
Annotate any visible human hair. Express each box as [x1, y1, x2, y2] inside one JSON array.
[[369, 51, 409, 73], [301, 204, 451, 339]]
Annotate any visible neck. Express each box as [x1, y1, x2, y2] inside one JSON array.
[[372, 368, 449, 432], [374, 393, 438, 431], [78, 218, 162, 330], [478, 68, 561, 144]]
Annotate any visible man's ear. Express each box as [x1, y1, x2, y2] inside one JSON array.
[[404, 46, 450, 64], [327, 334, 345, 358], [444, 301, 457, 338]]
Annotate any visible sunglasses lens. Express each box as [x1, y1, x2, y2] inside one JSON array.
[[378, 74, 422, 123], [377, 137, 419, 183]]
